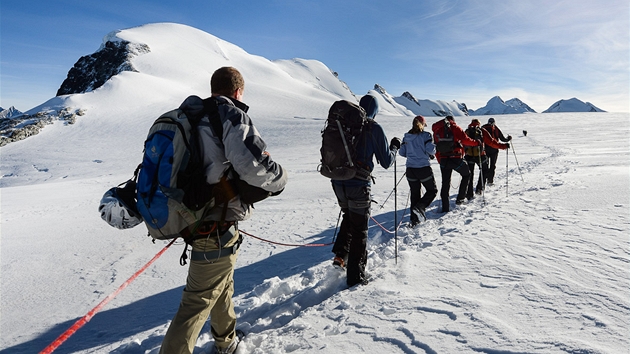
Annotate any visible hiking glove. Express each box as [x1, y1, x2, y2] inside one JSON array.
[[390, 137, 401, 150], [507, 135, 512, 141]]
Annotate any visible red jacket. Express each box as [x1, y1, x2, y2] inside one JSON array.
[[482, 123, 511, 154], [465, 121, 509, 157], [434, 118, 479, 163]]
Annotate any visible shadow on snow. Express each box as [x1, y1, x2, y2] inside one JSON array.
[[2, 210, 406, 354]]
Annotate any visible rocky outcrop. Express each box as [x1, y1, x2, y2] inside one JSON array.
[[56, 40, 150, 96], [0, 108, 86, 147]]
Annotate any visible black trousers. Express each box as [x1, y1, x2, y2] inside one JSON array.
[[465, 155, 490, 199], [331, 182, 370, 287], [406, 166, 437, 223], [486, 150, 500, 184], [439, 158, 470, 212]]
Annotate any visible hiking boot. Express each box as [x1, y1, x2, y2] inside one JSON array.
[[475, 189, 483, 195], [455, 199, 465, 205], [215, 329, 245, 354], [418, 208, 427, 221], [333, 256, 346, 269]]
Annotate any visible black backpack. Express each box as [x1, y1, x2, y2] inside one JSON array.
[[465, 126, 483, 157], [432, 119, 455, 154], [319, 100, 369, 180]]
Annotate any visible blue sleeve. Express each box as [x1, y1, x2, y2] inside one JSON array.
[[399, 139, 408, 157], [371, 123, 395, 169], [425, 132, 436, 156]]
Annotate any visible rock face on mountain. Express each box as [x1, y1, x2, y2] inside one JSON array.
[[470, 96, 536, 115], [56, 40, 150, 96], [542, 98, 605, 113]]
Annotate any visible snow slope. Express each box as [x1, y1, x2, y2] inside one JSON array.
[[1, 23, 629, 354]]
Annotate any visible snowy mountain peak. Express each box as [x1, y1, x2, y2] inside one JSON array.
[[489, 95, 505, 105], [542, 98, 606, 113], [401, 91, 420, 106], [373, 83, 388, 95], [471, 95, 536, 115], [505, 98, 536, 113], [0, 106, 24, 119]]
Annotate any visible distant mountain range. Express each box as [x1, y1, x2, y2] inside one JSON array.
[[0, 23, 607, 147], [0, 106, 23, 119]]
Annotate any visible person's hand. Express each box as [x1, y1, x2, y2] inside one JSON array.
[[390, 137, 401, 150], [507, 135, 512, 141], [429, 155, 435, 160], [503, 143, 510, 149]]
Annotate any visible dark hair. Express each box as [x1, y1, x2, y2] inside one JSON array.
[[211, 67, 245, 97]]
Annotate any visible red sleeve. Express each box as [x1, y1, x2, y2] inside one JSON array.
[[482, 129, 507, 149]]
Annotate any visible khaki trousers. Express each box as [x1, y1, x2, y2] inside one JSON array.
[[160, 231, 239, 354]]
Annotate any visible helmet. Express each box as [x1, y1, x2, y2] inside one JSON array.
[[99, 181, 142, 230]]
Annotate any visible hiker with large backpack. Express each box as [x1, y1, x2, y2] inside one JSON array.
[[320, 94, 399, 287], [431, 115, 480, 212], [399, 115, 438, 227], [157, 67, 288, 354], [482, 117, 512, 185], [463, 118, 510, 201]]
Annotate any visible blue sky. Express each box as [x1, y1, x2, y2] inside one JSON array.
[[1, 0, 628, 112]]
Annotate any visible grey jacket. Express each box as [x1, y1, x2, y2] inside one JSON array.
[[399, 131, 436, 169], [183, 95, 287, 221]]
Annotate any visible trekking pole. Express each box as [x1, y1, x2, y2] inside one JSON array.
[[506, 148, 509, 197], [332, 208, 342, 243], [478, 146, 486, 206], [380, 172, 406, 208], [510, 141, 524, 182], [394, 154, 398, 265]]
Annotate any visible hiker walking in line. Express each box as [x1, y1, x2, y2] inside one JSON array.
[[431, 115, 480, 212], [464, 118, 510, 200], [482, 117, 512, 185], [330, 94, 399, 287], [160, 67, 287, 354], [399, 115, 438, 226]]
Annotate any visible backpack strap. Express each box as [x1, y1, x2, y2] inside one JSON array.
[[202, 97, 223, 140]]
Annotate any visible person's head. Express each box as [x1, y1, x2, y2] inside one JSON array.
[[359, 94, 379, 119], [211, 67, 245, 100], [410, 115, 426, 134], [445, 115, 455, 123], [488, 117, 495, 125], [469, 118, 481, 127]]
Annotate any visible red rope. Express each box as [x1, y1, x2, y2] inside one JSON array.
[[370, 213, 406, 235], [40, 238, 178, 354], [239, 229, 333, 247]]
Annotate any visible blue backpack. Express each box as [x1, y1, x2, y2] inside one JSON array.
[[136, 96, 228, 240]]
